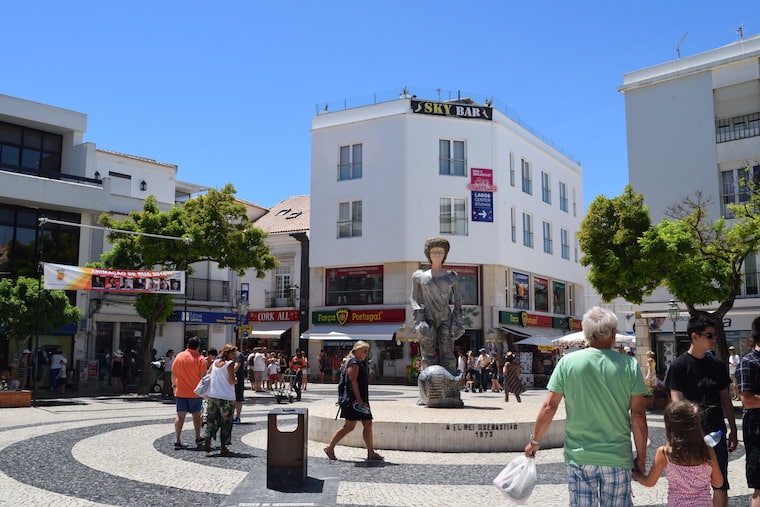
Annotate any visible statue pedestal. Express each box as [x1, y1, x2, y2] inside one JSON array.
[[417, 365, 463, 408]]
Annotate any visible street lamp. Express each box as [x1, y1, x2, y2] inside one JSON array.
[[236, 293, 250, 350], [667, 299, 680, 340]]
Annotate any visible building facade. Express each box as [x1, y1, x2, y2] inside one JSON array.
[[307, 93, 587, 381], [620, 34, 760, 368], [0, 94, 236, 387]]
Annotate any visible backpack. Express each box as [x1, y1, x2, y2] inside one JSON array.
[[247, 354, 255, 367], [336, 365, 353, 409]]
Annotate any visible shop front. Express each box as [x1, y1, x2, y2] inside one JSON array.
[[498, 310, 578, 387], [301, 308, 405, 381], [244, 309, 299, 355]]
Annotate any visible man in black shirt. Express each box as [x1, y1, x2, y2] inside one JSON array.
[[665, 314, 737, 507]]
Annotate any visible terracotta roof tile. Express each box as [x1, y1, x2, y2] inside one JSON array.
[[253, 195, 310, 234]]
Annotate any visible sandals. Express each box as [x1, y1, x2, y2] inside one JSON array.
[[366, 452, 384, 461], [323, 447, 337, 460]]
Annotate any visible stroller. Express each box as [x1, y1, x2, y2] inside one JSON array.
[[149, 358, 165, 393], [274, 368, 297, 403]]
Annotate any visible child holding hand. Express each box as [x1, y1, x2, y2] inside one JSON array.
[[633, 399, 723, 506]]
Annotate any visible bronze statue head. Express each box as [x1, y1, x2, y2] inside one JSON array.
[[424, 237, 450, 264]]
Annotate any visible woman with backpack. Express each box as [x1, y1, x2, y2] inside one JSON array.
[[323, 340, 384, 461]]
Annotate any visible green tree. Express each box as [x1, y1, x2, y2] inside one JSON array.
[[0, 276, 81, 360], [98, 184, 278, 394], [579, 184, 760, 362]]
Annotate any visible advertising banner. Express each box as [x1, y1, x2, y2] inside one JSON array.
[[43, 263, 185, 294]]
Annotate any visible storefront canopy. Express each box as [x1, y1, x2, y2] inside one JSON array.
[[248, 321, 290, 338], [300, 323, 401, 341], [500, 326, 566, 339]]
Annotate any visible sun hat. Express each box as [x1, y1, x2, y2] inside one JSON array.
[[729, 346, 736, 350], [22, 349, 31, 354], [113, 350, 124, 357], [479, 348, 486, 352]]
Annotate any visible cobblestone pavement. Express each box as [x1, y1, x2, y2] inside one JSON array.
[[0, 384, 753, 506]]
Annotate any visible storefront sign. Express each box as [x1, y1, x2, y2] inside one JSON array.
[[168, 311, 237, 324], [468, 168, 498, 192], [248, 309, 300, 322], [312, 308, 405, 325], [471, 191, 493, 222], [411, 99, 492, 120]]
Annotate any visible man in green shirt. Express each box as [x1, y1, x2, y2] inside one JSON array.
[[525, 306, 648, 505]]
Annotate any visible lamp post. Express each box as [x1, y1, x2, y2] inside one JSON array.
[[667, 299, 680, 341], [236, 291, 249, 351]]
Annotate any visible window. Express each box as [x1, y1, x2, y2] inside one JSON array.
[[521, 159, 532, 194], [559, 181, 568, 212], [522, 212, 533, 248], [439, 140, 465, 176], [274, 265, 292, 299], [0, 204, 80, 278], [572, 187, 577, 217], [326, 266, 383, 305], [560, 228, 570, 259], [512, 271, 530, 309], [541, 171, 551, 204], [720, 166, 760, 217], [337, 200, 362, 238], [510, 207, 516, 243], [509, 152, 515, 187], [552, 281, 566, 314], [542, 221, 552, 254], [0, 121, 62, 178], [338, 143, 362, 180], [715, 112, 760, 143], [744, 254, 759, 297], [440, 197, 467, 235], [534, 277, 549, 312]]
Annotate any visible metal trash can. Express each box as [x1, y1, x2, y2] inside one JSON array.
[[267, 407, 308, 490]]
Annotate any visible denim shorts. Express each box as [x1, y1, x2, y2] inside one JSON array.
[[175, 397, 202, 414]]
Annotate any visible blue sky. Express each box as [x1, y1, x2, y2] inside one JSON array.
[[2, 2, 756, 209]]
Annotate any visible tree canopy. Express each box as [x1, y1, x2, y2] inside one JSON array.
[[579, 183, 760, 362], [98, 184, 278, 394], [0, 276, 81, 358]]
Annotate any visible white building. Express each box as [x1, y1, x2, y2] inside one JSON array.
[[620, 34, 760, 365], [307, 92, 587, 382], [241, 195, 310, 357], [0, 94, 234, 386]]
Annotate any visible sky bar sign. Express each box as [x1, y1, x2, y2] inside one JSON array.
[[411, 99, 492, 120]]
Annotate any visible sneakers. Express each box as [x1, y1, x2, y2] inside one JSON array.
[[174, 442, 187, 449], [232, 417, 241, 424]]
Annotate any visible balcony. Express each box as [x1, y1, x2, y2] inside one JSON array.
[[265, 287, 299, 308], [186, 277, 229, 302]]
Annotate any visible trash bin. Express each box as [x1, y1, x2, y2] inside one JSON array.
[[267, 407, 308, 490]]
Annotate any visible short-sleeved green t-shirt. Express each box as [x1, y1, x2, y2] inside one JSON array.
[[547, 348, 646, 468]]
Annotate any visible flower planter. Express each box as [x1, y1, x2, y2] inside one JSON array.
[[0, 390, 32, 408]]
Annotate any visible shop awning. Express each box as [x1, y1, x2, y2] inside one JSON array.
[[248, 321, 290, 338], [300, 323, 401, 341], [500, 326, 565, 339]]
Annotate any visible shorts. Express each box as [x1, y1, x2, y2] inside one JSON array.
[[713, 437, 730, 490], [566, 464, 632, 507], [332, 369, 341, 376], [269, 374, 277, 383], [176, 397, 203, 414], [254, 370, 265, 382], [235, 382, 244, 402], [745, 433, 760, 488]]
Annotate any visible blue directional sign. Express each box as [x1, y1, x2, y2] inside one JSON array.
[[471, 191, 493, 222]]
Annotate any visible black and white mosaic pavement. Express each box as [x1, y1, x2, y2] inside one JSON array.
[[0, 386, 754, 506]]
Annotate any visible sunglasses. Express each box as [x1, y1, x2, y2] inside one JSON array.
[[700, 332, 717, 340]]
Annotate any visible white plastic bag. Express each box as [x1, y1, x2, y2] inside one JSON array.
[[493, 455, 537, 503]]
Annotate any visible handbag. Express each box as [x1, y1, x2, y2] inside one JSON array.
[[493, 455, 537, 504], [193, 374, 211, 396]]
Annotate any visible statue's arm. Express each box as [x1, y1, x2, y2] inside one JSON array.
[[450, 271, 463, 328], [410, 272, 426, 325]]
